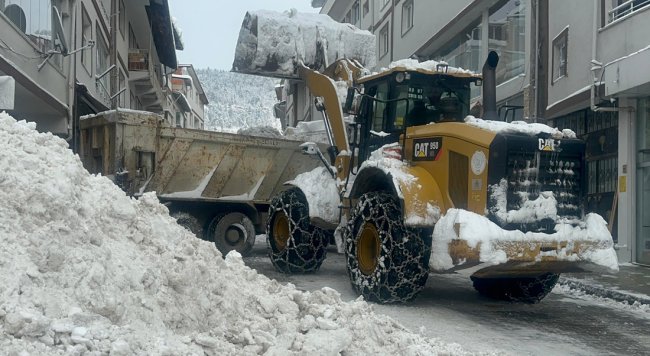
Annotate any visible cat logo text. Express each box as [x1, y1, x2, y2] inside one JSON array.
[[538, 138, 559, 152]]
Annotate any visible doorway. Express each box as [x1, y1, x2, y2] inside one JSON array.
[[637, 98, 650, 264]]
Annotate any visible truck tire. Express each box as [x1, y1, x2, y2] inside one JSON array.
[[470, 272, 560, 303], [267, 188, 328, 274], [344, 191, 431, 303], [171, 212, 203, 238], [207, 212, 256, 257]]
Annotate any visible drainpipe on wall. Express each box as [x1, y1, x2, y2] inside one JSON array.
[[66, 0, 78, 145]]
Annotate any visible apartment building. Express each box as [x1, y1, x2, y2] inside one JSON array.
[[0, 0, 206, 146], [72, 0, 182, 147], [0, 0, 74, 135], [320, 0, 650, 264], [165, 64, 208, 129]]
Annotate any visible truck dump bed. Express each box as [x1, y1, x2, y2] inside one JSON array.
[[79, 110, 321, 204]]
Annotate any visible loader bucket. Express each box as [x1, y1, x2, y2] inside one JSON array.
[[232, 9, 376, 79]]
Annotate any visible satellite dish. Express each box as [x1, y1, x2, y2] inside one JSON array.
[[52, 6, 68, 56]]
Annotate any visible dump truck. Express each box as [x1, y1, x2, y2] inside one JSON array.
[[78, 110, 326, 256], [233, 10, 618, 304]]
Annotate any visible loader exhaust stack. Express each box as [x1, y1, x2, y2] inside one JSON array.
[[482, 51, 499, 121]]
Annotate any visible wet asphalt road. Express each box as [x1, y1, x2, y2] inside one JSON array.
[[243, 241, 650, 356]]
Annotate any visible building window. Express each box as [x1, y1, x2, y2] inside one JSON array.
[[401, 0, 413, 36], [552, 28, 568, 82], [95, 26, 110, 102], [129, 23, 138, 49], [119, 0, 125, 39], [488, 0, 526, 84], [352, 1, 360, 25], [81, 4, 92, 72], [379, 22, 389, 58], [344, 10, 351, 23], [363, 0, 369, 17], [3, 0, 54, 51]]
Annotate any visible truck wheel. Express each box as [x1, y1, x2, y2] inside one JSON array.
[[470, 272, 560, 303], [207, 212, 256, 257], [171, 212, 203, 237], [344, 191, 431, 303], [267, 188, 328, 274]]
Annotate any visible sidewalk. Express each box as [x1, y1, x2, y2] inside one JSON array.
[[559, 264, 650, 306]]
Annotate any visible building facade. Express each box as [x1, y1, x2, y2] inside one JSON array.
[[1, 0, 207, 148], [320, 0, 650, 264], [165, 64, 208, 129]]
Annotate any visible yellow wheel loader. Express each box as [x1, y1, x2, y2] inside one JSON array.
[[234, 10, 618, 304]]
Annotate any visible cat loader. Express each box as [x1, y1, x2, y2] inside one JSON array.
[[233, 10, 618, 304]]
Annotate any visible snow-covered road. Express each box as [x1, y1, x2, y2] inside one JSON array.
[[245, 237, 650, 356]]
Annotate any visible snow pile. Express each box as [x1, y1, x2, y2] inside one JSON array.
[[237, 125, 283, 138], [284, 120, 330, 143], [430, 209, 619, 272], [289, 167, 340, 224], [0, 112, 480, 355], [464, 115, 577, 139], [233, 9, 376, 78]]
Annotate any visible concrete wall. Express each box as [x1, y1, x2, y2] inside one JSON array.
[[546, 0, 595, 114]]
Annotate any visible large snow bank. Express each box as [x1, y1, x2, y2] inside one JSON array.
[[464, 115, 577, 139], [430, 209, 619, 272], [233, 9, 376, 78], [0, 112, 480, 355]]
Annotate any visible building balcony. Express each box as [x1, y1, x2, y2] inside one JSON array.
[[128, 48, 164, 113], [597, 4, 650, 97]]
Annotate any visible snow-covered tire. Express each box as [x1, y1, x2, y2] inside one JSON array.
[[470, 272, 560, 303], [206, 212, 256, 257], [267, 188, 328, 274], [344, 191, 431, 303], [171, 212, 203, 238]]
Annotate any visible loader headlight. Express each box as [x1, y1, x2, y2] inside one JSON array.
[[471, 150, 487, 175]]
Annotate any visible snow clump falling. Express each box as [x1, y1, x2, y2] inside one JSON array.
[[0, 111, 483, 355]]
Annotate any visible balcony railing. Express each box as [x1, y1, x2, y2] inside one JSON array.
[[609, 0, 650, 22]]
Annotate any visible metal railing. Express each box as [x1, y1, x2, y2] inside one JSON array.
[[609, 0, 650, 22]]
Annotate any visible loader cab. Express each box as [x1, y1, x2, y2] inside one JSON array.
[[355, 70, 478, 164]]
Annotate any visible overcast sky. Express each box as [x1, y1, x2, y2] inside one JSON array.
[[168, 1, 320, 70]]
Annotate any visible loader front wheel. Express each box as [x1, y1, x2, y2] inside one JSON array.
[[207, 212, 256, 257], [267, 188, 328, 274], [470, 272, 560, 304], [345, 192, 431, 303]]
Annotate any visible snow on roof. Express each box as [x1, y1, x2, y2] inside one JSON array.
[[232, 9, 376, 78], [80, 108, 162, 120], [360, 58, 480, 82], [464, 115, 577, 139], [0, 111, 480, 354]]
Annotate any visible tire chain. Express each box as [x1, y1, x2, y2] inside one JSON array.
[[344, 192, 431, 303], [267, 188, 328, 274]]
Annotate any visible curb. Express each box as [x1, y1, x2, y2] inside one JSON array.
[[558, 277, 650, 306]]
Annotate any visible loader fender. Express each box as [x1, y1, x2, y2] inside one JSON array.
[[349, 165, 446, 228]]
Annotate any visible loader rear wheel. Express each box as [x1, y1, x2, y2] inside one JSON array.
[[171, 212, 203, 238], [344, 192, 431, 303], [470, 272, 560, 304], [207, 212, 256, 257], [267, 188, 328, 274]]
